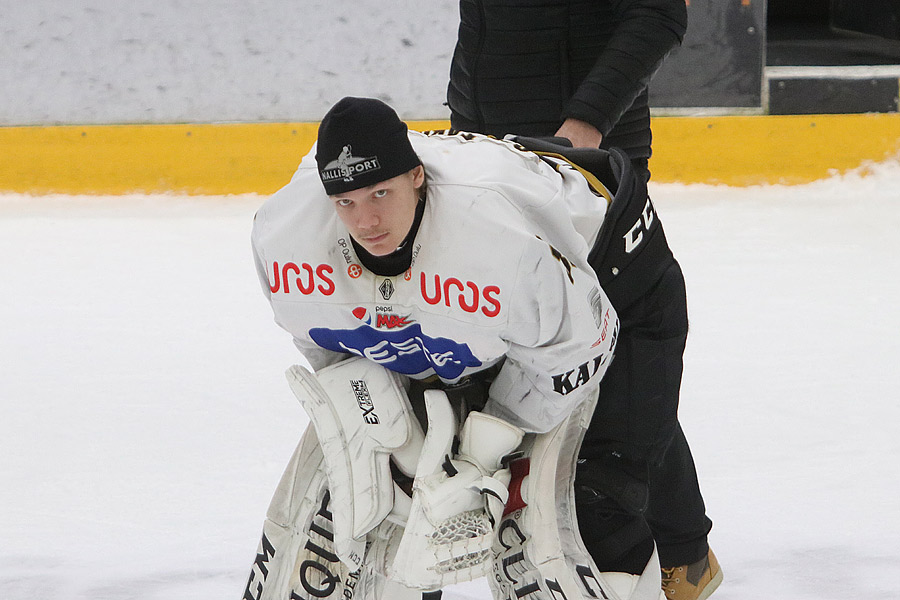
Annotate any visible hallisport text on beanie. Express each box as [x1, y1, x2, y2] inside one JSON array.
[[315, 97, 422, 195]]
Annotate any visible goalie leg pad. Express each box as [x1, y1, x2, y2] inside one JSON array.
[[243, 424, 422, 600], [243, 425, 356, 600], [489, 393, 663, 600]]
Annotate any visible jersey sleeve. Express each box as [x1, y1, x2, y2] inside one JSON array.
[[483, 236, 619, 433], [251, 211, 347, 373]]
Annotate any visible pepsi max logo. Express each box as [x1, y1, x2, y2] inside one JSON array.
[[376, 314, 412, 329], [352, 307, 413, 330]]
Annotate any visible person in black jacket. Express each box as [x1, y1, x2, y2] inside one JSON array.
[[449, 0, 682, 176], [447, 2, 722, 600]]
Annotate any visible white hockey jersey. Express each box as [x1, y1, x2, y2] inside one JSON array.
[[251, 131, 618, 433]]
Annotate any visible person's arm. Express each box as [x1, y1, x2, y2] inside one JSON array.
[[560, 0, 688, 144], [483, 237, 619, 433]]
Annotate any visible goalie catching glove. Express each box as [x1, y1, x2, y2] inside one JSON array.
[[389, 390, 524, 590]]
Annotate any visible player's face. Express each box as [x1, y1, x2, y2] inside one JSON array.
[[329, 166, 425, 256]]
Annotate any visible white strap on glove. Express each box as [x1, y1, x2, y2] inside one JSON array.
[[389, 391, 524, 590]]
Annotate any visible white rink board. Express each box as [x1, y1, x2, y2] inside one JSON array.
[[1, 0, 459, 125]]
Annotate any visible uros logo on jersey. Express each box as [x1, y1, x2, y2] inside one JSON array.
[[420, 272, 501, 317], [268, 261, 335, 296]]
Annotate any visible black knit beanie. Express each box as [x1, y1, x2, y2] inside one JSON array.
[[315, 97, 422, 195]]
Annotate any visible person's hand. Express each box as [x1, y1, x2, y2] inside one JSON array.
[[555, 118, 603, 148]]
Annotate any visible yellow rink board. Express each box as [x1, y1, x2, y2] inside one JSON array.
[[651, 113, 900, 186], [1, 114, 899, 195]]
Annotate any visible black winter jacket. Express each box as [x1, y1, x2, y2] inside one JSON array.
[[447, 0, 687, 162]]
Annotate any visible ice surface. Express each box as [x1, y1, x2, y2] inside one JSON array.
[[2, 163, 900, 599]]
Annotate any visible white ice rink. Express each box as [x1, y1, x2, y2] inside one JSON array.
[[2, 164, 900, 600]]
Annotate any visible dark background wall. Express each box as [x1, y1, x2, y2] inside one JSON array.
[[832, 0, 900, 40], [651, 0, 766, 109], [650, 0, 900, 111]]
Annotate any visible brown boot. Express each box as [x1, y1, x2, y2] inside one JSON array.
[[661, 549, 723, 600]]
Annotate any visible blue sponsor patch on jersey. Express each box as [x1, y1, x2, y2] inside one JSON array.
[[309, 323, 482, 380]]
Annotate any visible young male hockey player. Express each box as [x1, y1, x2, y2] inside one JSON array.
[[246, 97, 670, 600]]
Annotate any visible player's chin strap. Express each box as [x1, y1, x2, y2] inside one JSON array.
[[388, 392, 525, 590], [286, 356, 425, 571]]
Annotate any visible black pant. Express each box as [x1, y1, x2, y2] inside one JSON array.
[[576, 159, 713, 573], [577, 260, 712, 572]]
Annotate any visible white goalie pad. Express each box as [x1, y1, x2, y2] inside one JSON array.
[[285, 357, 425, 570], [390, 391, 525, 591], [242, 424, 422, 600], [489, 392, 664, 600]]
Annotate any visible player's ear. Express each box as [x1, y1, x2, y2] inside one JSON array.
[[411, 165, 425, 189]]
